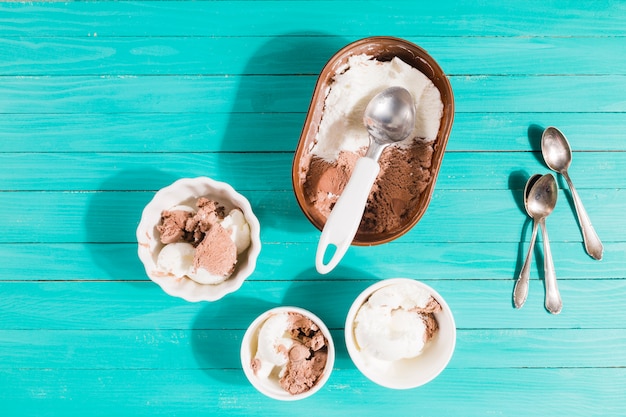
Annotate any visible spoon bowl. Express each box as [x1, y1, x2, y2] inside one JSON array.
[[542, 127, 572, 173], [526, 174, 557, 220], [542, 126, 603, 260], [316, 86, 416, 274]]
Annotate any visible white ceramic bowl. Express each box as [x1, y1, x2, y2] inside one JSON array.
[[345, 278, 456, 389], [240, 306, 335, 401], [136, 176, 261, 302]]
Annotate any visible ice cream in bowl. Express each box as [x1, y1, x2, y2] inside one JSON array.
[[345, 278, 456, 389], [136, 176, 261, 302], [241, 306, 335, 401]]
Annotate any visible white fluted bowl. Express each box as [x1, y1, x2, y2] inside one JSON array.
[[136, 177, 261, 302]]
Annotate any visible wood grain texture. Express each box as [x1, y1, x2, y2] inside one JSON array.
[[1, 1, 625, 416], [1, 369, 625, 417], [1, 36, 625, 76], [3, 113, 626, 152], [2, 74, 625, 114], [2, 1, 625, 37], [0, 189, 619, 243], [0, 151, 624, 190], [3, 241, 625, 281], [3, 328, 626, 370], [0, 280, 625, 330]]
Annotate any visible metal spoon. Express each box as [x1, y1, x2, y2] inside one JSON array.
[[315, 86, 416, 274], [526, 173, 562, 314], [513, 174, 542, 308], [542, 126, 603, 260]]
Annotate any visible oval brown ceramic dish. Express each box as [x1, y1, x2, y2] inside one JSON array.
[[292, 36, 454, 246]]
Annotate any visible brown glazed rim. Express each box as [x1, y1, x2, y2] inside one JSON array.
[[292, 36, 455, 246]]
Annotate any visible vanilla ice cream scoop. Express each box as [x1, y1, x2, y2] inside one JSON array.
[[312, 54, 442, 161], [252, 313, 293, 379], [221, 209, 251, 255], [156, 242, 196, 277], [355, 302, 428, 361], [354, 282, 441, 362]]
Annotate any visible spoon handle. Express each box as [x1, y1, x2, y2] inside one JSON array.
[[562, 171, 603, 260], [316, 157, 380, 274], [540, 219, 562, 314], [514, 220, 539, 308]]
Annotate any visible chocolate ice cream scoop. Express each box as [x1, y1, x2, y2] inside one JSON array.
[[316, 86, 416, 274]]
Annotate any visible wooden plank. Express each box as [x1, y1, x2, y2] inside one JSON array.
[[0, 243, 149, 281], [0, 280, 624, 330], [1, 328, 625, 370], [1, 1, 625, 37], [0, 75, 314, 114], [0, 113, 306, 153], [0, 151, 623, 191], [0, 368, 624, 417], [2, 113, 626, 153], [3, 240, 624, 282], [445, 113, 626, 152], [1, 36, 625, 76], [1, 75, 625, 114], [438, 152, 626, 190], [0, 189, 618, 243], [0, 36, 348, 77], [450, 75, 626, 113], [0, 152, 294, 192]]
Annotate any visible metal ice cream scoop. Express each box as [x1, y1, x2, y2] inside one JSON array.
[[316, 86, 416, 274]]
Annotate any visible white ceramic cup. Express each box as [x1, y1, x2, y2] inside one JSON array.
[[241, 306, 335, 401], [345, 278, 456, 389]]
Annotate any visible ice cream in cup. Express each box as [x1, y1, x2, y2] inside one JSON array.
[[241, 307, 335, 401], [345, 278, 456, 389]]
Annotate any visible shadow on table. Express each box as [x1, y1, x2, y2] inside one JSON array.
[[527, 123, 544, 162], [283, 266, 378, 362], [215, 32, 349, 239], [189, 264, 376, 383], [85, 168, 177, 285], [187, 33, 354, 384], [190, 294, 278, 385]]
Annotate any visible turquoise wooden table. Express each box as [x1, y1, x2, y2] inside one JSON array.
[[1, 1, 625, 416]]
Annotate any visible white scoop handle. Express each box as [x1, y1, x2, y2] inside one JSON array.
[[316, 157, 380, 274]]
